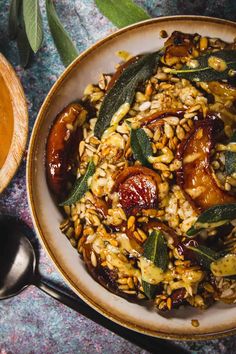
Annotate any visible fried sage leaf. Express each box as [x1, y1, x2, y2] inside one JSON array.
[[46, 0, 78, 67], [187, 203, 236, 236], [23, 0, 43, 53], [187, 244, 219, 270], [60, 161, 95, 206], [170, 50, 236, 82], [94, 52, 160, 139], [95, 0, 150, 28], [141, 230, 168, 299], [143, 230, 168, 270], [225, 131, 236, 175], [142, 281, 159, 300], [130, 128, 152, 167]]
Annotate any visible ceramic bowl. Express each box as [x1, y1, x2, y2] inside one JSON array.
[[27, 16, 236, 340], [0, 54, 28, 193]]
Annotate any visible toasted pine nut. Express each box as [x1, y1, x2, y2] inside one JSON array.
[[200, 37, 208, 51]]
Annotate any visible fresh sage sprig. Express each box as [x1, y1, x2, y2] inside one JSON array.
[[23, 0, 43, 53], [9, 0, 21, 39], [225, 131, 236, 175], [94, 52, 161, 138], [187, 203, 236, 236], [46, 0, 78, 67], [60, 161, 96, 206], [8, 0, 78, 68], [8, 0, 151, 68], [130, 128, 152, 167], [142, 230, 168, 299], [15, 1, 32, 68], [95, 0, 150, 28], [170, 50, 236, 82]]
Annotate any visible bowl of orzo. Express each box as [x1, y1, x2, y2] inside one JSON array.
[[27, 16, 236, 340]]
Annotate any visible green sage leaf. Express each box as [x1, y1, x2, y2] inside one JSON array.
[[141, 230, 168, 300], [170, 50, 236, 82], [46, 0, 78, 67], [186, 203, 236, 236], [196, 203, 236, 224], [95, 0, 150, 28], [23, 0, 43, 53], [186, 226, 200, 237], [143, 230, 168, 271], [187, 244, 219, 270], [141, 281, 158, 300], [16, 2, 32, 68], [17, 26, 31, 68], [8, 0, 21, 39], [94, 52, 160, 138], [130, 128, 152, 166], [60, 161, 96, 206], [225, 131, 236, 175]]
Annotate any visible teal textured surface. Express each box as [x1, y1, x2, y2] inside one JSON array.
[[0, 1, 236, 353]]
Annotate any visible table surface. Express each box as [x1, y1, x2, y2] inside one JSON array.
[[1, 0, 236, 353]]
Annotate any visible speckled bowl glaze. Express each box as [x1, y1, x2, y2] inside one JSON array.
[[0, 54, 28, 193], [27, 16, 236, 340]]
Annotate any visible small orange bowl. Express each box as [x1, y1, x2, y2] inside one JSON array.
[[0, 54, 28, 193]]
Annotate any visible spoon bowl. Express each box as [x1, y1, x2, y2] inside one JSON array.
[[0, 216, 35, 299]]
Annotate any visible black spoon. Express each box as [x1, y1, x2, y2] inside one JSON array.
[[0, 216, 188, 354]]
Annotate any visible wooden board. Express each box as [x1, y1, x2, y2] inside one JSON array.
[[0, 53, 28, 193]]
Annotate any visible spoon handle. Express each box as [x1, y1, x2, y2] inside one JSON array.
[[36, 278, 188, 354]]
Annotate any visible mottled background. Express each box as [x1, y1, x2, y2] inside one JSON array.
[[0, 1, 236, 353]]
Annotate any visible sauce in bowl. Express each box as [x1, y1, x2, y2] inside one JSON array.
[[0, 73, 14, 168]]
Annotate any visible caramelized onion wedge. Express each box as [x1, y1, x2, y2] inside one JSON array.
[[177, 118, 236, 211], [113, 166, 161, 216], [46, 103, 87, 200]]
